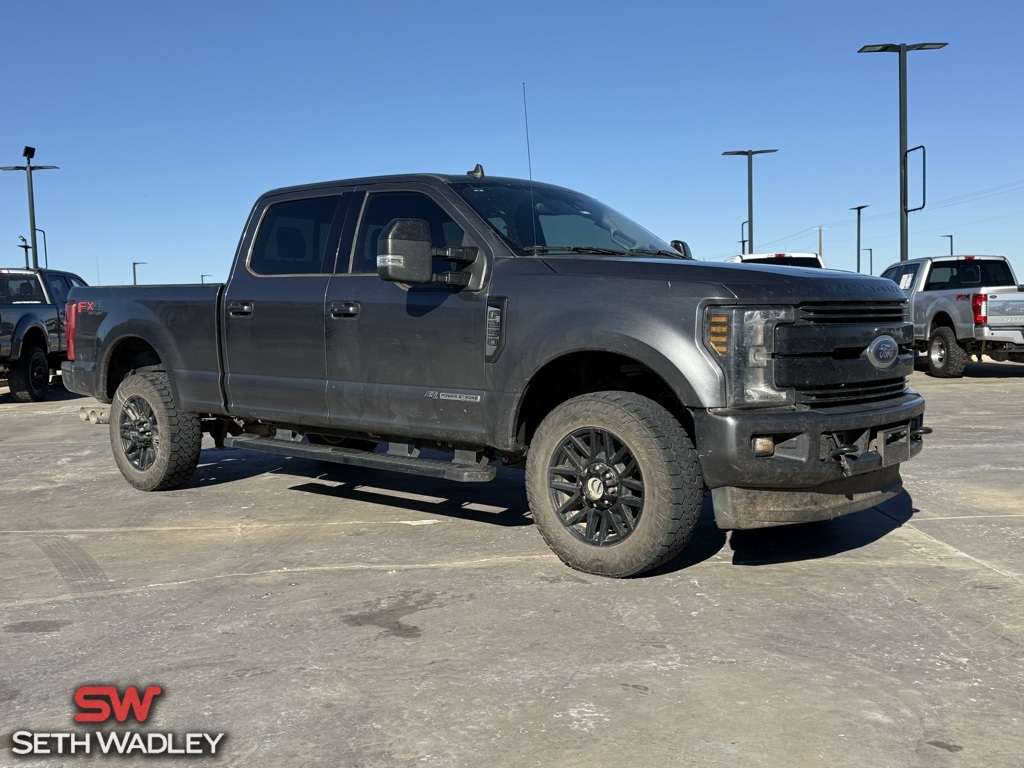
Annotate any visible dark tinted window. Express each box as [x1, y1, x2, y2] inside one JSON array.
[[249, 196, 343, 276], [46, 274, 72, 304], [0, 276, 44, 303], [350, 191, 471, 274], [923, 259, 1014, 291], [881, 266, 901, 282]]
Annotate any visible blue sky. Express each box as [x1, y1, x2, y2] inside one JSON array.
[[2, 0, 1023, 284]]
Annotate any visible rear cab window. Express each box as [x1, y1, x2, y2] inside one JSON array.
[[0, 275, 45, 303]]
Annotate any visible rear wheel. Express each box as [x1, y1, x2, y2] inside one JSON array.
[[927, 326, 968, 378], [110, 372, 201, 491], [525, 391, 703, 577], [8, 346, 50, 402]]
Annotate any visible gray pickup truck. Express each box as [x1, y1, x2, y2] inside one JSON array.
[[63, 170, 928, 576], [880, 256, 1024, 377], [1, 267, 88, 401]]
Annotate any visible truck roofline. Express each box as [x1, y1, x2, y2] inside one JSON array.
[[261, 173, 575, 198]]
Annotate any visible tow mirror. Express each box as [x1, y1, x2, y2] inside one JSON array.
[[671, 240, 694, 259], [377, 219, 434, 284]]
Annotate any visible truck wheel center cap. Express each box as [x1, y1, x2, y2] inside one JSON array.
[[582, 463, 618, 503]]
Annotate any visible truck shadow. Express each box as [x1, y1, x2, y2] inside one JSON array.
[[725, 491, 915, 566], [912, 361, 1024, 379], [0, 377, 87, 404]]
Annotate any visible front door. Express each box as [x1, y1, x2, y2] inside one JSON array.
[[325, 187, 490, 444]]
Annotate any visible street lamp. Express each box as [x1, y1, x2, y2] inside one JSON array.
[[132, 261, 147, 285], [200, 274, 212, 283], [858, 42, 947, 261], [17, 236, 30, 268], [740, 220, 748, 254], [863, 248, 873, 276], [851, 205, 869, 273], [941, 234, 953, 255], [1, 146, 59, 269], [723, 149, 778, 253]]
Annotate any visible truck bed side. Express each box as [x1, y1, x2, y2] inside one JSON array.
[[67, 284, 225, 411]]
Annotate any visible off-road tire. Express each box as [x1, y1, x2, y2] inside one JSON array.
[[927, 326, 968, 378], [526, 391, 703, 578], [110, 372, 202, 491], [8, 345, 49, 402]]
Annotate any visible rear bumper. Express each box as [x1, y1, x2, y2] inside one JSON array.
[[61, 360, 100, 399], [693, 392, 926, 529], [976, 326, 1024, 345]]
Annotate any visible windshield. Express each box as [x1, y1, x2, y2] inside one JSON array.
[[450, 181, 678, 257], [742, 256, 822, 268]]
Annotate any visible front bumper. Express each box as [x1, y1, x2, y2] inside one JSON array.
[[693, 391, 926, 529]]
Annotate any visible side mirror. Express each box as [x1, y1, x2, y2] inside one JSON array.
[[377, 219, 434, 284], [671, 240, 694, 260]]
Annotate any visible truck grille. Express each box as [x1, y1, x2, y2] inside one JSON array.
[[779, 300, 913, 409], [796, 377, 909, 407], [799, 300, 907, 324]]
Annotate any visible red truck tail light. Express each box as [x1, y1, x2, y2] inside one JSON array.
[[66, 300, 78, 360], [972, 294, 988, 325]]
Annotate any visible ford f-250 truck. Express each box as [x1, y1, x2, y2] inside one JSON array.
[[880, 255, 1024, 377], [1, 267, 88, 401], [63, 170, 928, 577]]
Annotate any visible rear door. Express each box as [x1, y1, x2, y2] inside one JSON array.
[[324, 184, 492, 443], [222, 189, 353, 424]]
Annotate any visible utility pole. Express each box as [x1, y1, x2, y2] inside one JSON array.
[[851, 205, 869, 273]]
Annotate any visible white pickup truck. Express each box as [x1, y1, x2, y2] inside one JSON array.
[[880, 255, 1024, 377]]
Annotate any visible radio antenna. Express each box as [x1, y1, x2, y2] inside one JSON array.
[[522, 82, 534, 181]]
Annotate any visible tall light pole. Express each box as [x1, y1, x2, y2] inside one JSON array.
[[740, 220, 748, 254], [723, 149, 777, 253], [851, 205, 869, 273], [1, 147, 59, 269], [858, 42, 947, 261], [863, 248, 873, 275], [941, 234, 953, 255], [200, 274, 212, 283], [132, 261, 147, 285]]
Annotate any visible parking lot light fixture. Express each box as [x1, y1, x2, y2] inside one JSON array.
[[851, 205, 869, 273], [942, 234, 953, 255], [1, 146, 59, 269], [723, 150, 777, 253], [863, 247, 873, 275], [858, 42, 948, 261], [132, 261, 147, 285]]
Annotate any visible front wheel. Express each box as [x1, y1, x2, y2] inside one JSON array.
[[525, 391, 703, 577], [927, 326, 968, 378], [109, 372, 202, 491]]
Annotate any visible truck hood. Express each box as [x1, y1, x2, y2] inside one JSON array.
[[541, 257, 907, 303]]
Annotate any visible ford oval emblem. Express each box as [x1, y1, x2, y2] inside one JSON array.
[[866, 335, 900, 369]]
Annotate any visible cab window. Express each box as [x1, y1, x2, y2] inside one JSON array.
[[249, 196, 344, 276], [349, 191, 474, 274]]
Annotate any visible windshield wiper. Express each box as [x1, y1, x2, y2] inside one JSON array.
[[627, 248, 688, 260], [523, 246, 628, 256]]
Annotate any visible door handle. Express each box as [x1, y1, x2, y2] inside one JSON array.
[[227, 301, 254, 317], [329, 301, 360, 318]]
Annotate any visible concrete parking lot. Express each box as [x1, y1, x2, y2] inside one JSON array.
[[1, 363, 1022, 767]]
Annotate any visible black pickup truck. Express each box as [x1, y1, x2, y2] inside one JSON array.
[[63, 170, 927, 576], [1, 267, 87, 401]]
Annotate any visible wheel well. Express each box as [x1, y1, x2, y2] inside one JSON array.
[[930, 312, 955, 333], [105, 338, 162, 399], [19, 327, 47, 355], [515, 352, 691, 448]]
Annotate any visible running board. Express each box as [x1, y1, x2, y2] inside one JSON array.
[[223, 435, 496, 482]]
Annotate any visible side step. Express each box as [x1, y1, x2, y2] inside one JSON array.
[[223, 435, 497, 483]]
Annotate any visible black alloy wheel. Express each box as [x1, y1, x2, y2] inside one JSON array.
[[548, 427, 644, 547], [118, 394, 160, 471]]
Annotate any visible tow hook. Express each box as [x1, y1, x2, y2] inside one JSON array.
[[910, 427, 933, 440]]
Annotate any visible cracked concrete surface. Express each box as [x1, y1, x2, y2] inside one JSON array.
[[1, 363, 1022, 767]]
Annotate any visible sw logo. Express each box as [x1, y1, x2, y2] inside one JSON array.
[[74, 685, 162, 723], [9, 684, 225, 758]]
